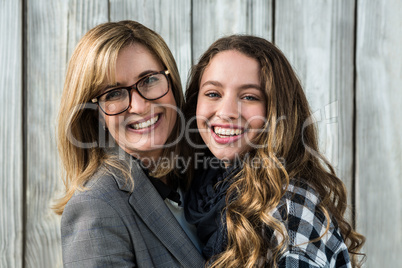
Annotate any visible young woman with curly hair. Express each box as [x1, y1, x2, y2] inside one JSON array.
[[184, 35, 365, 267]]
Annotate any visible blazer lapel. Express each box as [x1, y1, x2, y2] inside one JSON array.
[[116, 159, 204, 267]]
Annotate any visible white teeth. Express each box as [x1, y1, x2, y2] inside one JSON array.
[[214, 127, 243, 136], [132, 115, 159, 129]]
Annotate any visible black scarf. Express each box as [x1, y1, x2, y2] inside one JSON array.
[[184, 159, 241, 259]]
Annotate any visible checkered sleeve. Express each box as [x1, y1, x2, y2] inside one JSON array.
[[270, 180, 352, 268]]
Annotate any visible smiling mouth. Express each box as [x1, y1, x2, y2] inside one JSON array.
[[213, 126, 244, 138], [129, 115, 159, 130]]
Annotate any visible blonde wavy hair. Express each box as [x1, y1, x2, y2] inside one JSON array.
[[54, 20, 184, 215], [185, 35, 365, 267]]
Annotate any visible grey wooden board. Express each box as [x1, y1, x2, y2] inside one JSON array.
[[355, 0, 402, 266], [0, 0, 23, 267], [25, 1, 67, 267], [25, 1, 111, 266], [192, 0, 272, 63], [66, 0, 109, 60], [110, 0, 192, 90], [275, 0, 355, 216]]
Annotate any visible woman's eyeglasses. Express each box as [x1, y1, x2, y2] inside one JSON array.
[[92, 70, 170, 115]]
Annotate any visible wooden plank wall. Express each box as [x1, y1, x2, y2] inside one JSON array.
[[0, 0, 400, 267], [0, 1, 23, 267], [355, 0, 402, 267], [275, 0, 356, 218], [25, 1, 68, 267]]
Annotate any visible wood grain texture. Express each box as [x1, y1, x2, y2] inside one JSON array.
[[192, 0, 272, 64], [25, 1, 110, 266], [25, 1, 67, 267], [355, 0, 402, 266], [0, 0, 23, 267], [25, 1, 108, 267], [275, 0, 355, 207], [110, 0, 192, 90], [66, 0, 109, 60]]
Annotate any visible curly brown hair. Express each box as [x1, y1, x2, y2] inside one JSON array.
[[185, 35, 365, 267]]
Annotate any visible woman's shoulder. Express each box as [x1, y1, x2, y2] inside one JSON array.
[[272, 178, 334, 230], [65, 166, 130, 211], [270, 178, 350, 267], [60, 166, 138, 266], [281, 179, 321, 213], [78, 166, 120, 192]]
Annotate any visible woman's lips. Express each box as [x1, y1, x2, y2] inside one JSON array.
[[213, 126, 244, 137], [126, 114, 162, 133], [210, 125, 245, 144], [130, 114, 159, 130]]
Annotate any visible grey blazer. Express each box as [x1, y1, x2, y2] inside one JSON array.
[[61, 159, 205, 267]]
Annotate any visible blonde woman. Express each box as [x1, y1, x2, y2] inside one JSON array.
[[184, 35, 365, 267], [55, 21, 204, 267]]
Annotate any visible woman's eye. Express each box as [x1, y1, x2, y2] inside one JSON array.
[[105, 89, 123, 101], [243, 95, 259, 101], [142, 75, 159, 85], [205, 92, 220, 98]]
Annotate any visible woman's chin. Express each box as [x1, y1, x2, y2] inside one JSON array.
[[210, 150, 241, 163]]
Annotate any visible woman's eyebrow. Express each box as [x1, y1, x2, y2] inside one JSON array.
[[101, 83, 122, 93], [104, 69, 159, 89], [238, 84, 261, 90], [137, 69, 158, 79], [105, 82, 122, 88], [200, 80, 223, 89], [201, 81, 261, 91]]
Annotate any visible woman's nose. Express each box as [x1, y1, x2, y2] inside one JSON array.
[[216, 96, 239, 120], [127, 90, 150, 114]]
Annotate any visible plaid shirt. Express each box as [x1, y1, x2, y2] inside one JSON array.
[[271, 180, 351, 268]]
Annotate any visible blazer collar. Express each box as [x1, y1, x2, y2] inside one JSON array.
[[111, 150, 205, 267]]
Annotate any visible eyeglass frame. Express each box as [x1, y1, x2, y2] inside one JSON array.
[[91, 70, 171, 116]]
